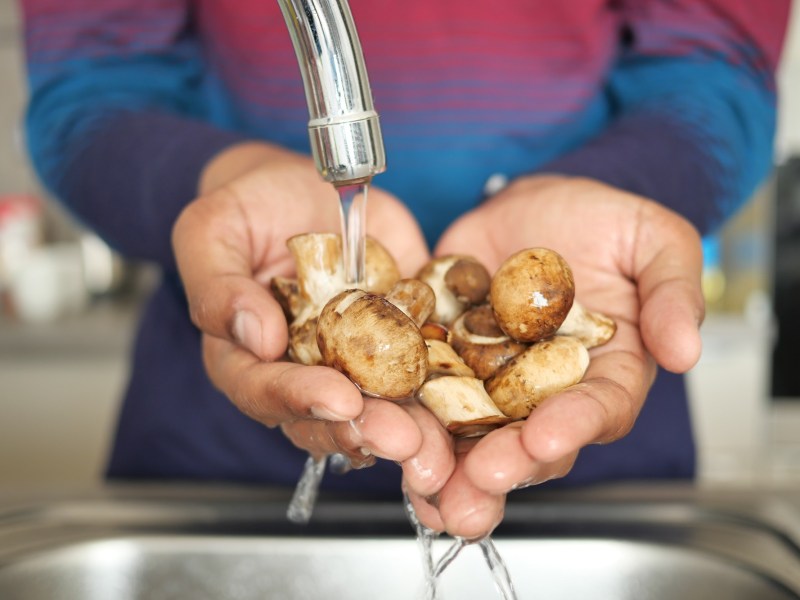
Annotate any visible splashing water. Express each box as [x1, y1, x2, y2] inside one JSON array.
[[284, 182, 518, 599], [402, 492, 519, 600], [285, 183, 370, 524], [403, 492, 440, 600], [286, 455, 328, 524], [479, 537, 519, 600]]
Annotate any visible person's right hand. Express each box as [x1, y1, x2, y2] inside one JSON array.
[[172, 141, 432, 470]]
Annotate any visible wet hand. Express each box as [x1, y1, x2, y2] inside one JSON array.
[[172, 142, 432, 468], [406, 174, 704, 538]]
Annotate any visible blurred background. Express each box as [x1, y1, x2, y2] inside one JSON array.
[[0, 1, 799, 490]]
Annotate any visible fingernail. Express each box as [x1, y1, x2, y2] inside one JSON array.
[[232, 310, 262, 355], [310, 405, 350, 421]]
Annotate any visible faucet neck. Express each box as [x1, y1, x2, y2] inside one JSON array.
[[277, 0, 386, 185]]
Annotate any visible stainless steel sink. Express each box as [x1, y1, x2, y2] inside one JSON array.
[[1, 485, 799, 599]]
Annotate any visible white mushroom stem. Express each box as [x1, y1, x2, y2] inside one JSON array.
[[288, 317, 322, 366], [417, 376, 511, 437], [485, 335, 589, 419], [425, 339, 475, 378], [287, 233, 348, 312], [281, 233, 402, 365], [556, 300, 616, 349], [287, 232, 401, 312]]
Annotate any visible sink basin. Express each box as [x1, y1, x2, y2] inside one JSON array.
[[1, 485, 799, 599]]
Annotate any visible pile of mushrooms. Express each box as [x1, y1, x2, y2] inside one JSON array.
[[271, 233, 616, 437]]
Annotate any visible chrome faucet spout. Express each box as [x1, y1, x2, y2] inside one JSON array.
[[277, 0, 386, 186]]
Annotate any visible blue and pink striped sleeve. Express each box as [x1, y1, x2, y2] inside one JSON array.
[[21, 0, 244, 268], [543, 0, 790, 235]]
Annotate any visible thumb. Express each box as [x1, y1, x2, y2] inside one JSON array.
[[634, 202, 705, 373]]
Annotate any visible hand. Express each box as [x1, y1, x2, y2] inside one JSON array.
[[405, 175, 704, 538], [172, 142, 432, 468]]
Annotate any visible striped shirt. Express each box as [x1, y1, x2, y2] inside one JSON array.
[[20, 0, 789, 491]]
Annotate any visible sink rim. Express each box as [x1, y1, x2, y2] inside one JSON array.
[[1, 483, 799, 595]]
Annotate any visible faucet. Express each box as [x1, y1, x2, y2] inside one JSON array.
[[277, 0, 386, 187]]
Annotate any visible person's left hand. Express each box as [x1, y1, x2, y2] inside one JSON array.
[[404, 174, 705, 539]]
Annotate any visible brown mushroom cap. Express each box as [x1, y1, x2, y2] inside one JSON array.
[[449, 305, 528, 380], [490, 248, 575, 343], [416, 255, 491, 325], [485, 335, 589, 419], [316, 289, 428, 400], [444, 257, 491, 305], [420, 322, 449, 342]]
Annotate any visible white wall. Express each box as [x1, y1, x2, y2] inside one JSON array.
[[777, 2, 800, 159]]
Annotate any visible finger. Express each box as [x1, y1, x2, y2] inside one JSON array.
[[348, 397, 423, 461], [404, 487, 446, 532], [173, 192, 295, 361], [280, 418, 376, 467], [282, 397, 423, 464], [280, 417, 372, 464], [463, 423, 578, 494], [633, 203, 705, 373], [203, 335, 364, 425], [437, 445, 506, 539], [400, 401, 456, 497]]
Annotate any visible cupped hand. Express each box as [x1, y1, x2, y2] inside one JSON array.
[[405, 174, 705, 538], [172, 141, 432, 468]]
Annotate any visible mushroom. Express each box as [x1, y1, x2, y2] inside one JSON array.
[[275, 233, 402, 365], [316, 289, 428, 400], [288, 317, 322, 366], [556, 300, 616, 349], [417, 376, 512, 437], [384, 278, 436, 328], [420, 322, 449, 342], [270, 276, 305, 323], [425, 339, 476, 378], [286, 232, 401, 313], [416, 255, 491, 325], [449, 305, 528, 380], [490, 247, 575, 343], [485, 335, 589, 419]]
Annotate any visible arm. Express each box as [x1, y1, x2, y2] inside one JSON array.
[[22, 1, 438, 484], [414, 0, 791, 538], [542, 0, 791, 233], [21, 0, 245, 268]]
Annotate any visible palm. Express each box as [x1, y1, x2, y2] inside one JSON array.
[[430, 175, 704, 499], [175, 152, 432, 472], [207, 165, 429, 284]]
